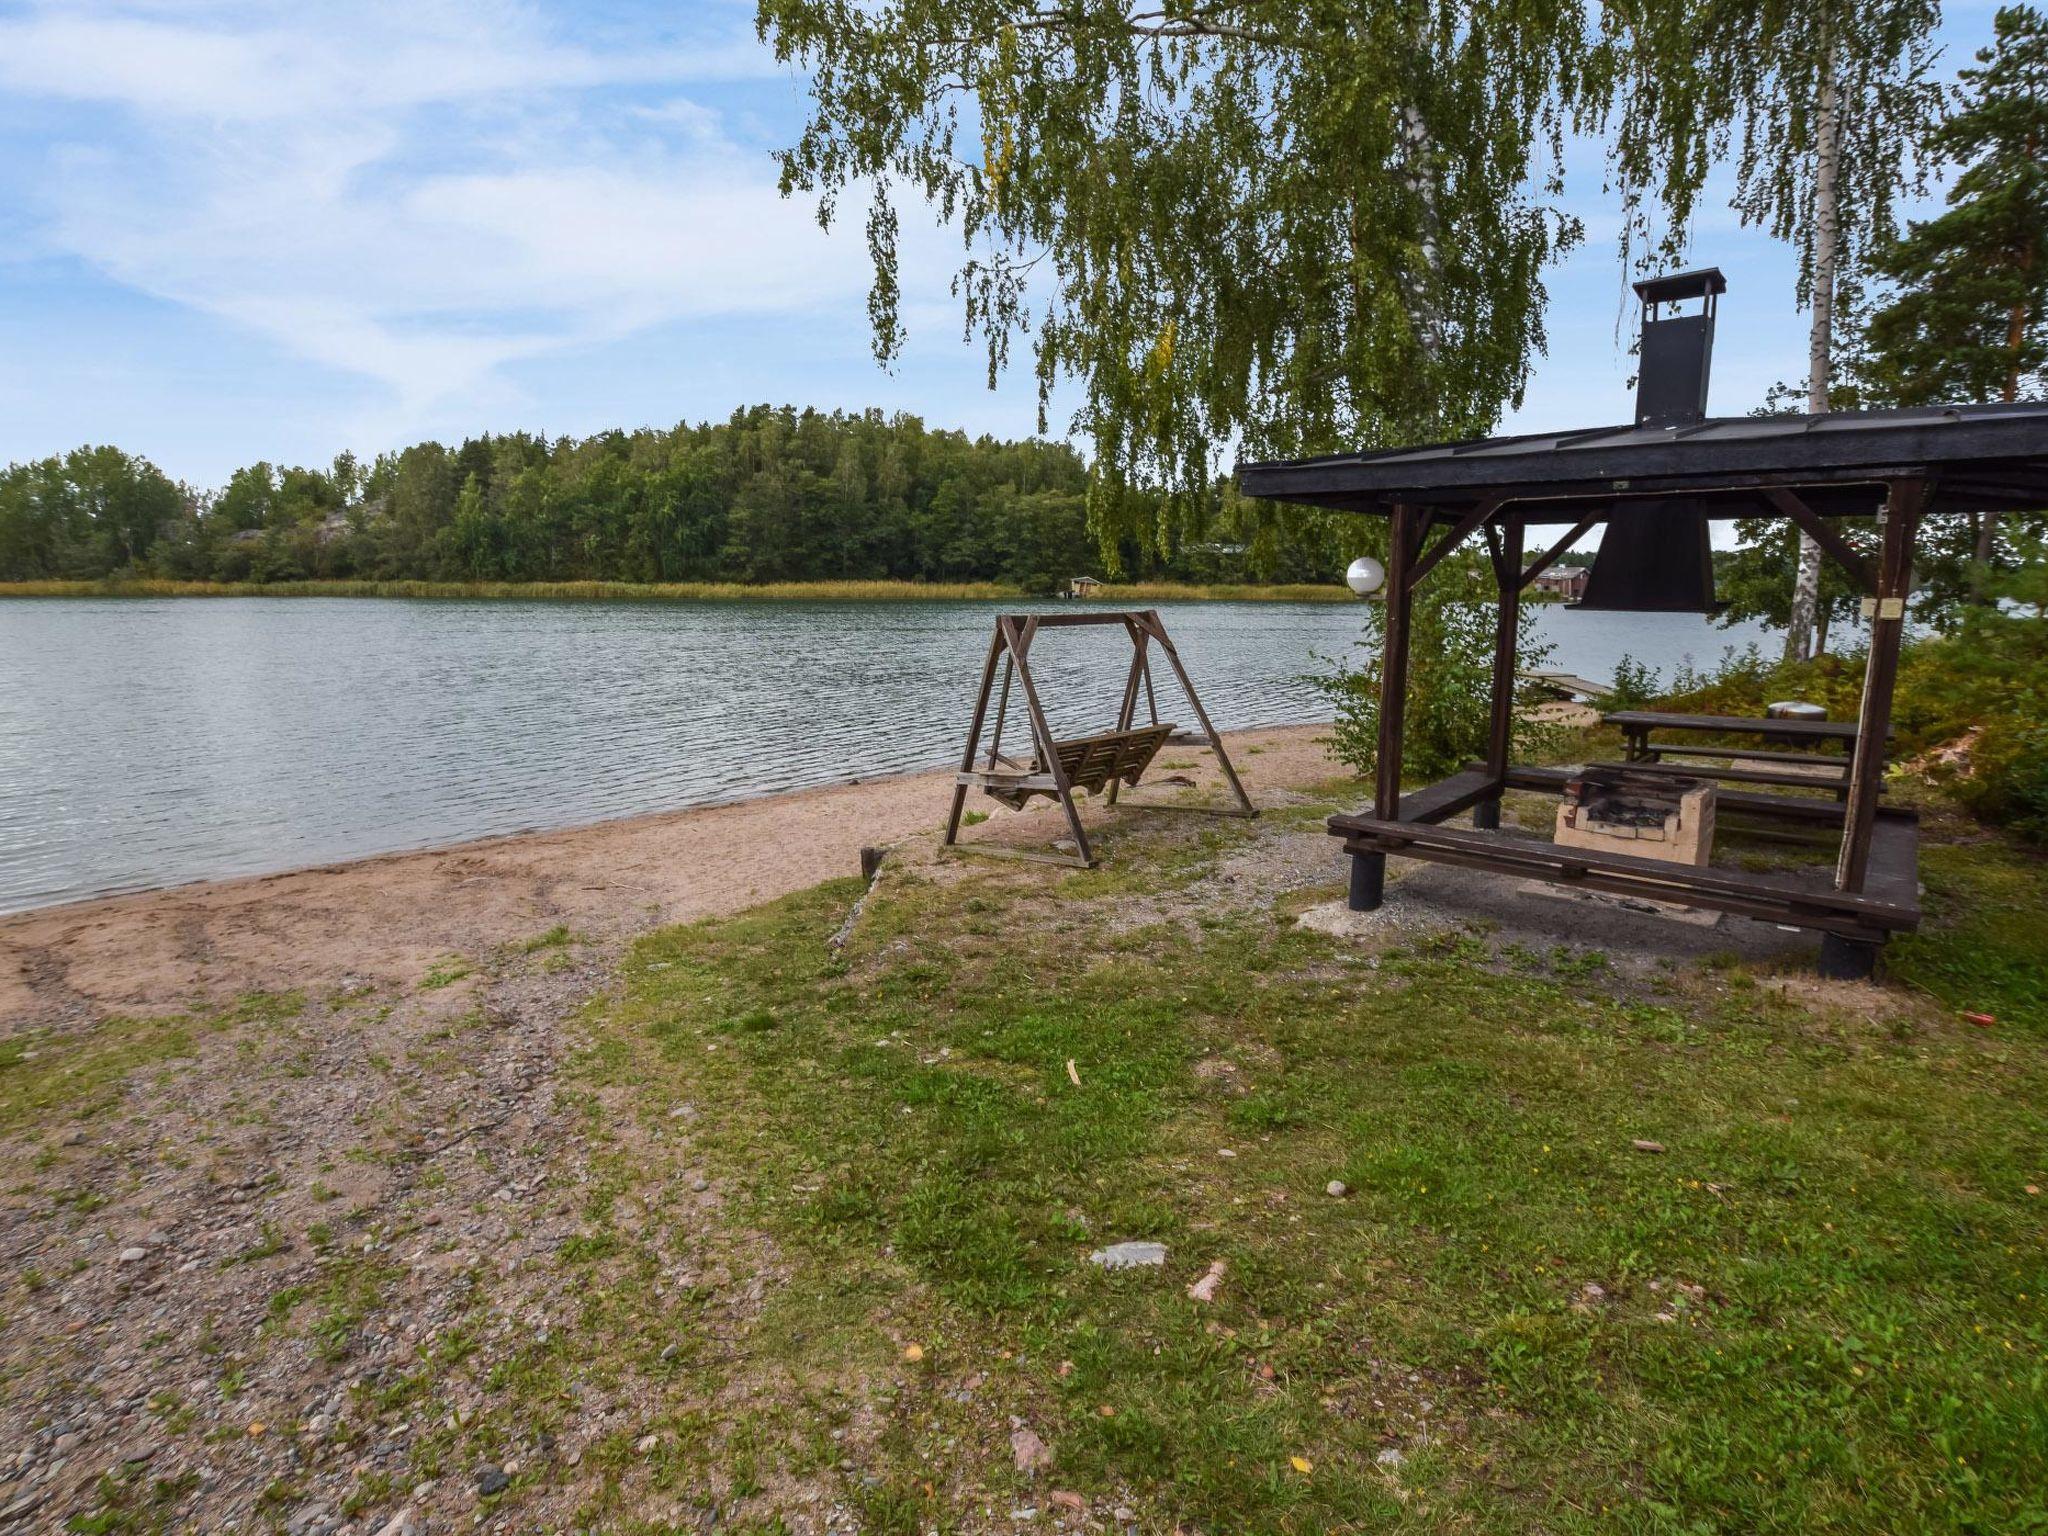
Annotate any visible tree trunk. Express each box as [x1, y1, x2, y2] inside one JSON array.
[[1786, 46, 1842, 665], [1972, 503, 1998, 597], [1974, 244, 2032, 602]]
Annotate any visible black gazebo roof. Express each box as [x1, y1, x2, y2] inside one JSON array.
[[1236, 400, 2048, 521]]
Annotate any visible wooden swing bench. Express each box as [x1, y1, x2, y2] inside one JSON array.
[[977, 722, 1180, 810], [944, 611, 1255, 867]]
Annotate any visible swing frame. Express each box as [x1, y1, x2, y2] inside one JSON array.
[[942, 609, 1257, 868]]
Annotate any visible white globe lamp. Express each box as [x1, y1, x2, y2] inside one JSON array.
[[1345, 555, 1386, 598]]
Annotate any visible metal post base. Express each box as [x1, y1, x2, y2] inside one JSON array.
[[1347, 852, 1386, 912], [1473, 797, 1501, 831], [1817, 932, 1882, 982]]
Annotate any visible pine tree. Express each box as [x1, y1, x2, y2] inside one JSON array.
[[1865, 5, 2048, 600], [1866, 7, 2048, 409]]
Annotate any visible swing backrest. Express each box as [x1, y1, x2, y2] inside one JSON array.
[[1035, 723, 1177, 796]]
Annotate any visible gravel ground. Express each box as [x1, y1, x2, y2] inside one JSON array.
[[0, 727, 1338, 1534]]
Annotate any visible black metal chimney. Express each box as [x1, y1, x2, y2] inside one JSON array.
[[1569, 265, 1730, 613], [1632, 267, 1726, 427]]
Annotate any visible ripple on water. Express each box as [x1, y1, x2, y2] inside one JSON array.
[[0, 597, 1773, 912]]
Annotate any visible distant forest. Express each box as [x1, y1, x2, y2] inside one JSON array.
[[0, 406, 1345, 593]]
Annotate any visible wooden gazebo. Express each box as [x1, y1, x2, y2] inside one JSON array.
[[1237, 269, 2048, 978]]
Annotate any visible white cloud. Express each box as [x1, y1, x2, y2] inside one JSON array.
[[0, 0, 771, 120], [0, 0, 903, 442]]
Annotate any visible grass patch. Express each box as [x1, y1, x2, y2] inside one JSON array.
[[0, 992, 301, 1134], [220, 1220, 289, 1268], [1891, 839, 2048, 1030], [515, 924, 581, 953], [418, 957, 474, 991], [573, 825, 2048, 1533]]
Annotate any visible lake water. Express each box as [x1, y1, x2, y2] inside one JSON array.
[[0, 597, 1774, 914]]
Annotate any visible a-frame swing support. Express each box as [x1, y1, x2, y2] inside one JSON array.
[[943, 609, 1257, 868]]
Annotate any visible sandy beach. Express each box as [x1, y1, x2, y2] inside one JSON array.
[[1, 722, 1337, 1031]]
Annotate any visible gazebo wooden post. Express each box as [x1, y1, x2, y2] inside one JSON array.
[[1349, 502, 1419, 911], [1821, 477, 1927, 979], [1475, 514, 1524, 831]]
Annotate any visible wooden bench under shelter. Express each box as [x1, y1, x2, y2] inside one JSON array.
[[1235, 265, 2048, 979], [944, 610, 1256, 868], [1604, 708, 1886, 797]]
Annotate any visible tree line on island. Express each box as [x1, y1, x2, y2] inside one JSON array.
[[0, 407, 1346, 596]]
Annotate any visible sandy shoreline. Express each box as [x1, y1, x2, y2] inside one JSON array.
[[1, 723, 1337, 1029]]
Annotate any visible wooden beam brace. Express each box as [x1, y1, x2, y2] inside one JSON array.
[[1144, 611, 1256, 817], [1764, 488, 1878, 595], [1482, 523, 1511, 588], [1518, 518, 1597, 591], [944, 625, 1007, 847], [1405, 499, 1502, 591], [1002, 614, 1093, 866]]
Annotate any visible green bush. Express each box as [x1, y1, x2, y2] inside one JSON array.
[[1955, 719, 2048, 843], [1607, 652, 1662, 709], [1658, 642, 1870, 723], [1311, 574, 1563, 784], [1648, 606, 2048, 846]]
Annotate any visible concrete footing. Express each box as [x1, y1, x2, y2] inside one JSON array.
[[1347, 851, 1386, 912], [1817, 932, 1883, 982]]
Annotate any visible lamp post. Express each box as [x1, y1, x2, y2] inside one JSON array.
[[1345, 555, 1386, 599]]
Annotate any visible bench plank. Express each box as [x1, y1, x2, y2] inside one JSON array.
[[1645, 744, 1849, 765], [1593, 758, 1852, 792], [1394, 768, 1498, 825], [1861, 814, 1922, 910], [1604, 710, 1869, 743], [1500, 764, 1875, 826], [1326, 814, 1920, 933]]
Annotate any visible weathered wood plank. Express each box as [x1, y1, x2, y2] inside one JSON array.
[[1604, 710, 1869, 743], [1644, 744, 1848, 765], [1839, 480, 1925, 892], [1324, 813, 1920, 931], [1394, 769, 1498, 825], [1499, 763, 1903, 827]]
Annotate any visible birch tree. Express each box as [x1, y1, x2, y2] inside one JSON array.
[[755, 2, 1668, 566], [755, 1, 1945, 578], [1716, 2, 1942, 661]]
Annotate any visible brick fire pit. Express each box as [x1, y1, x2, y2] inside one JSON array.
[[1556, 766, 1716, 867]]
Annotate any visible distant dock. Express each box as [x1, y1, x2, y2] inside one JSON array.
[[1518, 669, 1614, 701]]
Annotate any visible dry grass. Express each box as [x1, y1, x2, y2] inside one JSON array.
[[0, 578, 1358, 604], [1093, 581, 1352, 603], [0, 578, 1019, 602]]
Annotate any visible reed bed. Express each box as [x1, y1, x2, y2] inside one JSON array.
[[0, 578, 1016, 602], [1092, 581, 1352, 603], [0, 578, 1355, 603]]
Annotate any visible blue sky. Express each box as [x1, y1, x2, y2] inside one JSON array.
[[0, 0, 2008, 490]]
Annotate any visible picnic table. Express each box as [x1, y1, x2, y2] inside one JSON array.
[[1599, 709, 1883, 796]]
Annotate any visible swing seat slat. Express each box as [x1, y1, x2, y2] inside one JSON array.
[[980, 723, 1177, 809]]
